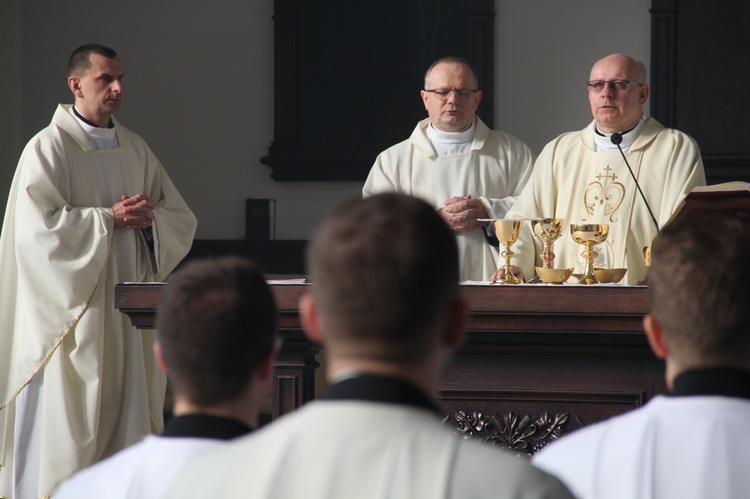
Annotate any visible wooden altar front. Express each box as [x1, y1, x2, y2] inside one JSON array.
[[115, 283, 662, 455]]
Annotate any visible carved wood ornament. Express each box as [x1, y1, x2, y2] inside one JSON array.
[[444, 410, 572, 457]]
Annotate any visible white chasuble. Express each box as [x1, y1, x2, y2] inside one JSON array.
[[507, 117, 705, 284], [363, 117, 535, 281], [0, 104, 197, 498]]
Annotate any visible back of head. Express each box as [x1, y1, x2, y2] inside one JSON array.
[[648, 216, 750, 368], [67, 43, 118, 77], [307, 193, 459, 364], [156, 256, 277, 406]]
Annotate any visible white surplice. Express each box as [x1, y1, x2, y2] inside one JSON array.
[[162, 400, 575, 499], [533, 395, 750, 499], [0, 104, 197, 498], [507, 117, 705, 284], [363, 117, 535, 281]]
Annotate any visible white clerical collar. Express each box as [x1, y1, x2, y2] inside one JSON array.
[[594, 116, 645, 152], [427, 121, 475, 155], [72, 106, 119, 150]]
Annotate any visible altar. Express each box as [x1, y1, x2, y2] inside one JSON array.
[[115, 282, 662, 455]]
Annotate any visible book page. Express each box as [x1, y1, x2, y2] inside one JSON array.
[[690, 181, 750, 193]]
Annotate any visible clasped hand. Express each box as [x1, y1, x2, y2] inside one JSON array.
[[113, 194, 155, 229], [440, 195, 489, 232]]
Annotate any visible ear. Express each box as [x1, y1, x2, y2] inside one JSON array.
[[442, 296, 469, 350], [639, 83, 650, 105], [153, 340, 169, 373], [473, 89, 483, 108], [68, 76, 83, 98], [420, 90, 430, 110], [299, 292, 324, 345], [643, 314, 668, 359]]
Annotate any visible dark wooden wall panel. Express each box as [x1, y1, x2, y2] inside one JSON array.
[[262, 0, 495, 181], [650, 0, 750, 184]]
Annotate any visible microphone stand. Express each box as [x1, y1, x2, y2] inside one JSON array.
[[611, 132, 659, 232]]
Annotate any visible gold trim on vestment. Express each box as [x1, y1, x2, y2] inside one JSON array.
[[0, 216, 116, 412], [0, 214, 116, 497], [582, 165, 626, 223]]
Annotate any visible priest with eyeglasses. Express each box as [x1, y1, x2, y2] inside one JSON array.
[[491, 53, 706, 285], [364, 56, 536, 282]]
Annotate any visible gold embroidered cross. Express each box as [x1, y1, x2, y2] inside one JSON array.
[[596, 166, 618, 184], [582, 164, 625, 222]]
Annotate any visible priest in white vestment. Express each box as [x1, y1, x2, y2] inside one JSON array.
[[533, 216, 750, 499], [496, 54, 705, 284], [363, 56, 535, 281], [0, 44, 197, 498]]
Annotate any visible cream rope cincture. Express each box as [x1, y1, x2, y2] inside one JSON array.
[[148, 216, 164, 433], [97, 222, 127, 461]]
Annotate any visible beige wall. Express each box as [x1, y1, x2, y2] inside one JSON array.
[[495, 1, 651, 153], [0, 0, 651, 240]]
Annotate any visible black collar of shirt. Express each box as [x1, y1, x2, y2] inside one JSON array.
[[323, 374, 440, 415], [671, 367, 750, 400], [73, 105, 114, 129], [162, 413, 254, 440], [594, 120, 639, 137]]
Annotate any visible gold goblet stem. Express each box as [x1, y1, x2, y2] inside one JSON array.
[[532, 219, 564, 270], [540, 240, 555, 269], [579, 242, 600, 285], [500, 243, 521, 285]]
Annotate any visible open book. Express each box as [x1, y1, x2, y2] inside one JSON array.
[[687, 181, 750, 196], [666, 181, 750, 228]]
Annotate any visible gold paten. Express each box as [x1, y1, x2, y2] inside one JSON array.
[[535, 267, 574, 285]]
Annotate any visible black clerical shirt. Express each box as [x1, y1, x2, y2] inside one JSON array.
[[162, 413, 253, 440], [671, 367, 750, 400], [323, 374, 441, 414]]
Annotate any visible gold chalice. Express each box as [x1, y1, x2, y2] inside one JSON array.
[[532, 218, 564, 269], [570, 224, 609, 285], [492, 219, 523, 284]]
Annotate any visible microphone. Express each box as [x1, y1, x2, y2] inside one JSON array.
[[611, 132, 659, 232]]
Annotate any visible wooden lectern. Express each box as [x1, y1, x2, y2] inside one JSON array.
[[666, 181, 750, 230]]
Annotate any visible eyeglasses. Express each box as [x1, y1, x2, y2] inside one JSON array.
[[587, 80, 644, 93], [424, 88, 479, 101]]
